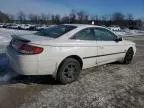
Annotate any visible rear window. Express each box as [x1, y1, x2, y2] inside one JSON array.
[[35, 25, 77, 38]]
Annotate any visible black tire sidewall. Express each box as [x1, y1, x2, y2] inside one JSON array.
[[124, 48, 134, 64], [56, 58, 81, 84]]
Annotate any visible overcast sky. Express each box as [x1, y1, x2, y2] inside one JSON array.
[[0, 0, 143, 19]]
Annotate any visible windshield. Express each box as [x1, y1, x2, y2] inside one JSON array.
[[35, 25, 77, 38]]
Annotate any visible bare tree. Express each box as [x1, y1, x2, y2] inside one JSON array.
[[28, 14, 40, 24], [51, 15, 55, 24], [101, 15, 109, 21], [61, 15, 70, 24], [17, 11, 26, 23], [91, 16, 95, 21], [77, 10, 89, 23], [126, 13, 134, 28], [127, 13, 133, 21], [41, 13, 47, 20], [69, 10, 76, 23], [84, 14, 89, 22], [91, 15, 99, 21], [100, 15, 109, 26], [40, 13, 47, 24], [55, 14, 60, 24], [0, 9, 142, 29], [135, 19, 142, 29], [9, 14, 14, 20], [112, 12, 125, 21], [51, 14, 61, 24], [0, 11, 11, 23], [45, 14, 50, 24], [112, 12, 125, 26]]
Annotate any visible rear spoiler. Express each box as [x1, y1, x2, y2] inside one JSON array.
[[11, 35, 30, 42]]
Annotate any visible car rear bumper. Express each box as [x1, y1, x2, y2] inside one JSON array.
[[6, 46, 56, 75]]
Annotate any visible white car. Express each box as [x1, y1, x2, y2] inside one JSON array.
[[10, 24, 21, 29], [20, 24, 35, 30], [36, 25, 56, 31], [108, 25, 121, 31], [36, 25, 49, 31], [0, 24, 3, 28], [7, 24, 136, 84]]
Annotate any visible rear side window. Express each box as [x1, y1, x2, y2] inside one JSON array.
[[71, 28, 95, 40], [94, 28, 117, 41], [35, 25, 77, 38]]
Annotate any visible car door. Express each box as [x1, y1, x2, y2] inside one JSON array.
[[71, 28, 97, 69], [94, 27, 126, 64]]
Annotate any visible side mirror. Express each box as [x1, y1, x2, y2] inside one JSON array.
[[115, 37, 122, 42]]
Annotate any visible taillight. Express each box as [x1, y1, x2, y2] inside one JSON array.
[[19, 44, 43, 54]]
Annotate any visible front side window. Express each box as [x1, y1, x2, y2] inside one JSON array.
[[94, 28, 117, 41], [71, 28, 94, 40], [35, 25, 77, 38]]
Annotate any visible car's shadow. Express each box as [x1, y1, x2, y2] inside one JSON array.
[[9, 75, 60, 85], [0, 70, 60, 85]]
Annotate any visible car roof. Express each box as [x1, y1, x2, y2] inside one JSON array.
[[63, 24, 102, 28]]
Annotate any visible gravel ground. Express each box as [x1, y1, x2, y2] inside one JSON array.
[[0, 35, 144, 108]]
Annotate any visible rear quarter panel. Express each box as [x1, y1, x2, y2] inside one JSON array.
[[38, 43, 97, 74]]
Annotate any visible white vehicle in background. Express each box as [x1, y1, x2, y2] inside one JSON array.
[[0, 23, 4, 28], [7, 24, 136, 84], [36, 25, 49, 31], [10, 24, 21, 29], [113, 30, 127, 36], [108, 25, 121, 31], [20, 24, 26, 29], [122, 27, 130, 32], [0, 23, 8, 28], [20, 24, 35, 30], [36, 25, 55, 31]]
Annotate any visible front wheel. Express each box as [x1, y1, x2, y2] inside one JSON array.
[[56, 58, 81, 84], [123, 48, 134, 64]]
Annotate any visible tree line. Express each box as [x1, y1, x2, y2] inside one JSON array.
[[0, 10, 143, 29]]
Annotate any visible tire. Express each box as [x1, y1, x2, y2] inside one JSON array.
[[123, 48, 134, 64], [56, 58, 81, 84]]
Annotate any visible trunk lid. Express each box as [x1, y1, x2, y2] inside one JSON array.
[[10, 34, 54, 51], [11, 34, 54, 42]]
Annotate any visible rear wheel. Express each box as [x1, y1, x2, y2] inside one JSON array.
[[56, 58, 81, 84], [123, 48, 134, 64]]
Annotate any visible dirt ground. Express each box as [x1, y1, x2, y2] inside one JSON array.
[[0, 36, 144, 108]]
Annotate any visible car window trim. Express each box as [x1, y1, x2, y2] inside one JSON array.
[[70, 27, 96, 41], [83, 51, 126, 59], [35, 25, 77, 38], [93, 27, 118, 41]]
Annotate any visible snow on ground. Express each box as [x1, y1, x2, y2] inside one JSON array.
[[0, 28, 36, 83], [114, 29, 144, 36], [0, 28, 36, 45]]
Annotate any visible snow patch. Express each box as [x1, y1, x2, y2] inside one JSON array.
[[0, 71, 18, 82], [0, 28, 35, 45], [112, 29, 144, 36]]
